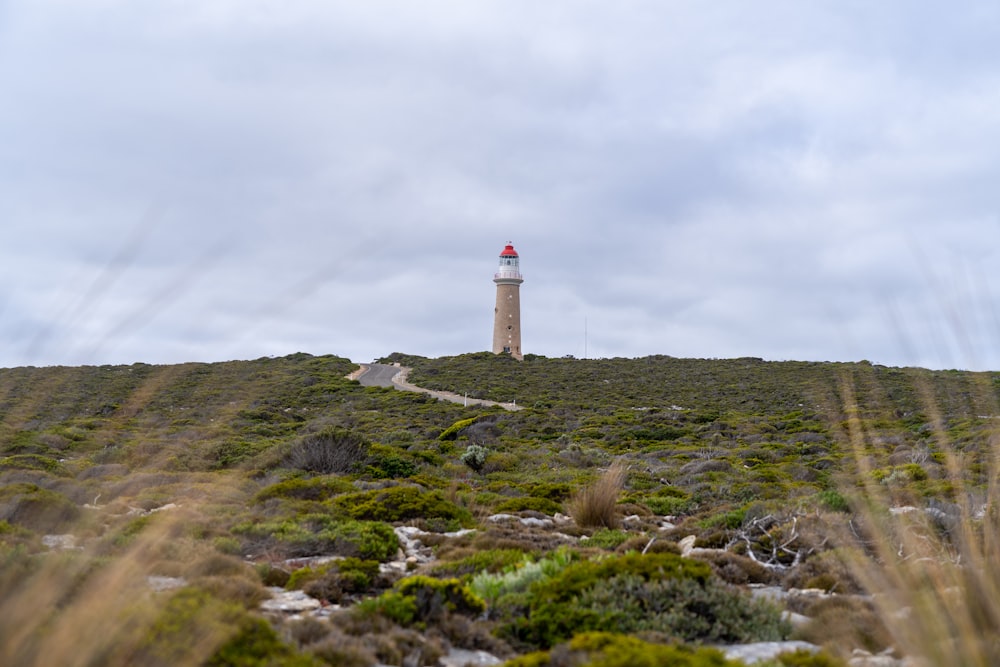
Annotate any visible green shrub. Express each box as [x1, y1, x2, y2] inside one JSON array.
[[0, 454, 65, 475], [526, 483, 572, 502], [816, 489, 850, 513], [438, 417, 479, 441], [355, 575, 485, 629], [459, 444, 489, 474], [255, 476, 355, 503], [430, 548, 529, 578], [0, 483, 81, 531], [233, 517, 398, 561], [584, 528, 632, 550], [134, 587, 315, 665], [642, 494, 693, 515], [355, 590, 418, 626], [470, 548, 577, 612], [396, 575, 486, 618], [330, 487, 473, 529], [207, 614, 320, 666], [211, 439, 272, 469], [503, 632, 739, 667], [365, 444, 418, 479], [499, 552, 788, 649], [291, 558, 383, 603], [698, 508, 746, 530], [771, 648, 846, 666], [495, 496, 563, 515]]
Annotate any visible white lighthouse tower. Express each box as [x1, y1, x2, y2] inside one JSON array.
[[492, 243, 524, 360]]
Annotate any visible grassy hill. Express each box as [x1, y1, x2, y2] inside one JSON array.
[[2, 351, 999, 666]]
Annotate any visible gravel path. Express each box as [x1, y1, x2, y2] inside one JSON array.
[[352, 363, 522, 411]]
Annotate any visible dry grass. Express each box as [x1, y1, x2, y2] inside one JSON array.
[[568, 460, 627, 529], [839, 371, 1000, 667], [0, 511, 235, 666]]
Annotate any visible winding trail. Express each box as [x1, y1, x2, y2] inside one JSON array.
[[350, 363, 522, 411]]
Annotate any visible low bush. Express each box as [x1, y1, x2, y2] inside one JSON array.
[[233, 517, 399, 561], [287, 558, 385, 603], [494, 496, 563, 516], [0, 483, 81, 531], [459, 444, 489, 474], [284, 428, 369, 474], [130, 588, 318, 666], [429, 548, 528, 578], [0, 454, 66, 475], [255, 477, 355, 503], [438, 417, 480, 442], [783, 549, 864, 594], [330, 486, 473, 530], [503, 631, 739, 667], [355, 575, 485, 629], [499, 552, 788, 649], [583, 528, 632, 550], [365, 444, 418, 479]]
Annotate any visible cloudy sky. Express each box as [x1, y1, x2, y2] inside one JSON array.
[[3, 1, 1000, 370]]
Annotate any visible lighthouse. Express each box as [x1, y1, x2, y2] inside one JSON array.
[[492, 243, 524, 360]]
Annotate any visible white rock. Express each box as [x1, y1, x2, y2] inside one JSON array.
[[42, 534, 78, 550], [439, 649, 502, 667], [444, 528, 477, 538], [260, 588, 322, 614], [782, 610, 811, 628], [519, 517, 553, 528], [721, 641, 820, 664], [148, 576, 187, 592], [486, 513, 518, 523]]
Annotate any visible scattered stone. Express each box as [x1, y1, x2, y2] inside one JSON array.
[[519, 517, 553, 528], [42, 534, 78, 550], [781, 610, 811, 628], [486, 513, 518, 523], [147, 576, 187, 592], [150, 503, 180, 513], [260, 587, 322, 615], [438, 648, 502, 667], [126, 502, 181, 517], [657, 519, 676, 531], [849, 648, 908, 667], [678, 534, 726, 559], [720, 640, 820, 664]]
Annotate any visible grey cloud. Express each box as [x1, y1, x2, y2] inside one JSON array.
[[3, 1, 1000, 369]]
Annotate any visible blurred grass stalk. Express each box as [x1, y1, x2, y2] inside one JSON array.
[[840, 367, 1000, 667], [0, 510, 233, 667]]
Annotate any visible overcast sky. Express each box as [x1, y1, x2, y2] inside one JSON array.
[[3, 1, 1000, 371]]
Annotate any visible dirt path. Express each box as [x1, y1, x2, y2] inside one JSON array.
[[351, 363, 523, 411]]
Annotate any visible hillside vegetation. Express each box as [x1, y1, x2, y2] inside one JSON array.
[[2, 351, 999, 666]]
